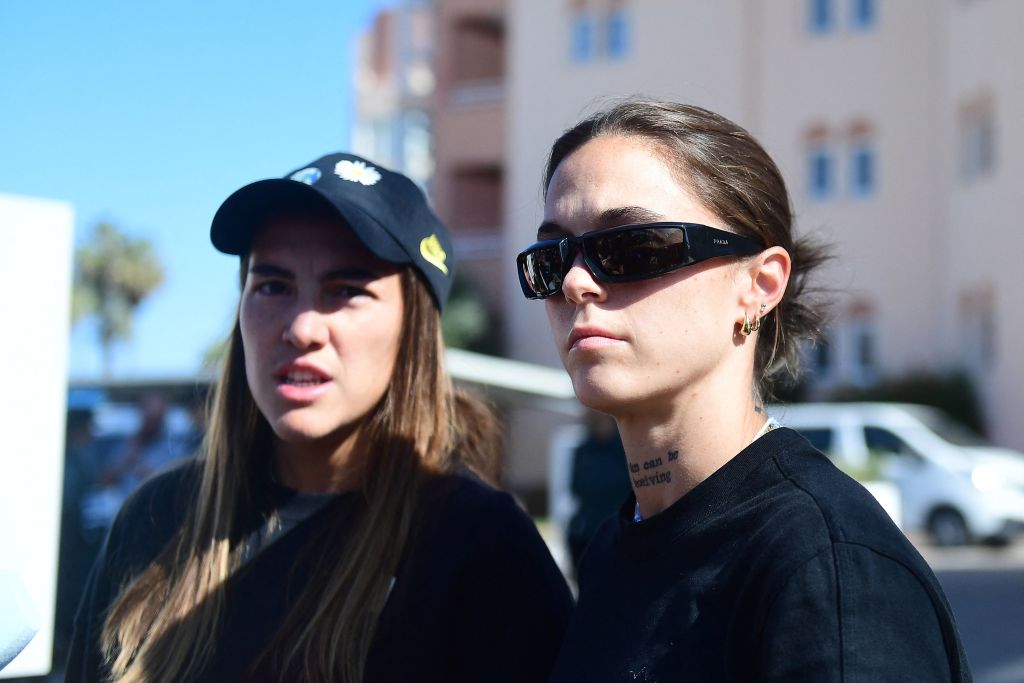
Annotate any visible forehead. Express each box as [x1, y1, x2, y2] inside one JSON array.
[[248, 214, 392, 271], [544, 135, 719, 231]]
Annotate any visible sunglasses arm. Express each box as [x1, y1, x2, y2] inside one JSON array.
[[695, 227, 763, 259]]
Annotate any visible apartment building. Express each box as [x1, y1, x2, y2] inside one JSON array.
[[352, 0, 435, 189], [355, 0, 508, 354], [503, 0, 1024, 492], [355, 0, 1022, 499], [431, 0, 507, 323]]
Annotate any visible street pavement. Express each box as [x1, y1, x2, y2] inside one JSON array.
[[925, 540, 1024, 683]]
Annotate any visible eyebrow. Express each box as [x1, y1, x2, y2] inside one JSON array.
[[536, 205, 668, 240], [248, 263, 383, 281]]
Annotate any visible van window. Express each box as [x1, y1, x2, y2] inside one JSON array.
[[864, 427, 923, 462], [912, 408, 987, 447], [796, 428, 834, 454]]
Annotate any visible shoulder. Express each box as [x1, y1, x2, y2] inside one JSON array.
[[759, 541, 969, 680], [412, 470, 572, 611], [418, 471, 568, 581], [114, 457, 199, 527], [746, 431, 969, 677], [426, 471, 541, 542], [732, 429, 943, 603], [762, 428, 919, 556], [103, 458, 200, 572]]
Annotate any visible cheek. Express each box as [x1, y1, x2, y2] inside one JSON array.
[[351, 311, 404, 372], [238, 303, 281, 384], [545, 301, 572, 353]]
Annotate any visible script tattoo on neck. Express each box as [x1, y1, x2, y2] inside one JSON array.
[[627, 450, 679, 489]]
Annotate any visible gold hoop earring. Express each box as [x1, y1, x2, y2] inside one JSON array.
[[741, 312, 754, 336], [752, 303, 765, 333], [741, 304, 766, 336]]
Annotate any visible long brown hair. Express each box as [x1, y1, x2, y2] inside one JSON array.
[[545, 99, 831, 398], [101, 267, 498, 682]]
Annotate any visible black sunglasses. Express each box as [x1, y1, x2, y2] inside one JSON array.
[[516, 222, 764, 300]]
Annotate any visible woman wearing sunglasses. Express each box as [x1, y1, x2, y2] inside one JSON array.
[[518, 101, 971, 681], [66, 153, 573, 683]]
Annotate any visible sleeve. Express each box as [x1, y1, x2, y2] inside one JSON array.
[[444, 491, 574, 683], [64, 522, 120, 682], [756, 543, 970, 682], [64, 464, 194, 682]]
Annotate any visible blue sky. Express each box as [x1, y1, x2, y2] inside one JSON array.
[[0, 1, 391, 380]]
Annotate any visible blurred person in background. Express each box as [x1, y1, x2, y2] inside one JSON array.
[[54, 406, 101, 667], [97, 392, 185, 491], [516, 99, 971, 681], [67, 153, 571, 683], [566, 409, 630, 576], [79, 392, 192, 535]]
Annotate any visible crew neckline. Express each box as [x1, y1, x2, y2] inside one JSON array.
[[619, 427, 799, 558]]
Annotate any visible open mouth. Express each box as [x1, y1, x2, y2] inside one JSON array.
[[276, 369, 329, 387]]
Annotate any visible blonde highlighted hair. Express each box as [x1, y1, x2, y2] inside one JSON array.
[[101, 267, 499, 682]]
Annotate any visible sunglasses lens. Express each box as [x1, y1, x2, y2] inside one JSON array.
[[519, 244, 565, 298], [591, 227, 688, 278]]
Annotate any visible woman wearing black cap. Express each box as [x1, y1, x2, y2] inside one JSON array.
[[516, 100, 971, 681], [66, 153, 572, 683]]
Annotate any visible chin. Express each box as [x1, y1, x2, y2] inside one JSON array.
[[569, 372, 633, 414], [269, 416, 343, 444]]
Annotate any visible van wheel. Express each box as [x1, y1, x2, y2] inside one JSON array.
[[928, 508, 970, 546]]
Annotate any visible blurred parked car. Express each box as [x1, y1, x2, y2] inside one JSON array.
[[771, 402, 1024, 546]]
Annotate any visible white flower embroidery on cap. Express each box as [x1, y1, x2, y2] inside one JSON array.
[[335, 160, 382, 186]]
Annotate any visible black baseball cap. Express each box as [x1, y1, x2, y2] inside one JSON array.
[[211, 152, 454, 310]]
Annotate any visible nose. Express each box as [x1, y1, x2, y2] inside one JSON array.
[[559, 250, 607, 304], [282, 308, 329, 349]]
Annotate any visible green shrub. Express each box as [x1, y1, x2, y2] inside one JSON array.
[[827, 370, 985, 436]]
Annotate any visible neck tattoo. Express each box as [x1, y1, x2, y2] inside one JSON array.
[[632, 417, 779, 523]]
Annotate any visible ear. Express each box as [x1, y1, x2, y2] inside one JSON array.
[[736, 246, 791, 325]]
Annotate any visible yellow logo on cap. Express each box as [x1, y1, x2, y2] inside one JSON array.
[[420, 234, 449, 275]]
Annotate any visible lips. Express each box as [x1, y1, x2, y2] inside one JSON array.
[[277, 368, 328, 386], [568, 325, 626, 352], [273, 361, 331, 401]]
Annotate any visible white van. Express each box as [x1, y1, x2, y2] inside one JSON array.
[[770, 402, 1024, 546]]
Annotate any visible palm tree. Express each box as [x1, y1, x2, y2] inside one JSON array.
[[72, 221, 164, 377]]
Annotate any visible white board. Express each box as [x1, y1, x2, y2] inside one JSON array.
[[0, 194, 73, 677]]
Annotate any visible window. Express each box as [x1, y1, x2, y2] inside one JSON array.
[[844, 300, 877, 385], [847, 307, 877, 386], [450, 165, 503, 231], [810, 334, 833, 379], [401, 110, 432, 190], [571, 12, 594, 62], [850, 142, 876, 197], [809, 0, 834, 33], [864, 427, 922, 463], [855, 326, 875, 373], [452, 16, 505, 82], [850, 0, 876, 29], [607, 8, 630, 58], [960, 98, 996, 181], [808, 145, 834, 200], [959, 286, 996, 373]]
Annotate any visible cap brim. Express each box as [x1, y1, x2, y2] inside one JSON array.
[[210, 179, 408, 263]]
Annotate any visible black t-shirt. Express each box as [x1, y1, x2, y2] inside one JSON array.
[[550, 427, 972, 682], [66, 460, 573, 682]]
